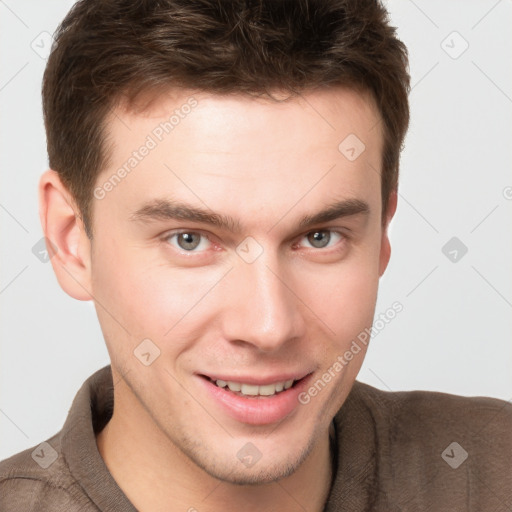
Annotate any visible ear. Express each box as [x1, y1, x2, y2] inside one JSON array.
[[38, 169, 93, 301], [378, 189, 397, 277]]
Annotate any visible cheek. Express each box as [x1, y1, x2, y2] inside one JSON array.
[[91, 238, 172, 343], [317, 275, 377, 349], [300, 248, 380, 332], [91, 239, 218, 346]]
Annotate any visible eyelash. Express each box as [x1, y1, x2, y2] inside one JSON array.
[[161, 229, 347, 255]]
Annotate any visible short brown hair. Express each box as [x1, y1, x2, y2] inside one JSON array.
[[43, 0, 410, 238]]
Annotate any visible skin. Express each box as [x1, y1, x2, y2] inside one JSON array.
[[39, 87, 397, 512]]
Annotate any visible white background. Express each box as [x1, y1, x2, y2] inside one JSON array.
[[1, 0, 511, 460]]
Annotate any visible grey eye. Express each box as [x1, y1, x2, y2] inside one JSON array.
[[306, 231, 331, 249], [177, 233, 201, 251], [164, 230, 213, 254], [176, 232, 202, 251]]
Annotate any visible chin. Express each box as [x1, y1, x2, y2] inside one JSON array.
[[179, 433, 314, 486]]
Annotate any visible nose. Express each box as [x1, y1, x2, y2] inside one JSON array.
[[219, 250, 306, 353]]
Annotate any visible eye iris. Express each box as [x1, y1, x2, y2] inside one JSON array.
[[308, 231, 330, 248], [177, 232, 201, 251]]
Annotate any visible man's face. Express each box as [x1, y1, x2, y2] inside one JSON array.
[[89, 87, 390, 484]]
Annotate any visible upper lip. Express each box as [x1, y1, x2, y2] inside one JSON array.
[[199, 371, 313, 386]]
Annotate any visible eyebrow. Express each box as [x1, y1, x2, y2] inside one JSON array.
[[129, 197, 370, 233]]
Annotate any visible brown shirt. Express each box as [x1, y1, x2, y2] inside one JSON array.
[[1, 365, 511, 511]]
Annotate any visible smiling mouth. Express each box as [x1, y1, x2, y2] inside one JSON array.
[[201, 374, 307, 398]]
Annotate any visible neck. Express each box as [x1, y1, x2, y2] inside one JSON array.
[[96, 385, 334, 512]]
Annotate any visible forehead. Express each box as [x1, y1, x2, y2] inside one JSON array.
[[95, 87, 383, 230], [108, 86, 382, 157]]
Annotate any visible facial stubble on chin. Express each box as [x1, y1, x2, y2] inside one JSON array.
[[123, 371, 323, 487]]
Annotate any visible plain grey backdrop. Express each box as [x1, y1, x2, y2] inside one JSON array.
[[1, 0, 511, 461]]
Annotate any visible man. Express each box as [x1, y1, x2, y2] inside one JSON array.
[[1, 0, 510, 511]]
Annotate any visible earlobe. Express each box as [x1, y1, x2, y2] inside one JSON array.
[[378, 190, 398, 277], [38, 169, 93, 301]]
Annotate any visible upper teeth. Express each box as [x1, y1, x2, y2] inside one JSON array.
[[214, 379, 295, 396]]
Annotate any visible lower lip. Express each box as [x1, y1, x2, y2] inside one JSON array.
[[197, 374, 313, 426]]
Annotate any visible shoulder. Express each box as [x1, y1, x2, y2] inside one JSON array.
[[0, 435, 94, 512], [348, 381, 512, 507], [351, 380, 512, 454], [358, 381, 512, 443], [352, 380, 512, 428]]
